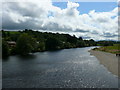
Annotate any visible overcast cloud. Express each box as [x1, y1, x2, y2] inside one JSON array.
[[1, 0, 118, 40]]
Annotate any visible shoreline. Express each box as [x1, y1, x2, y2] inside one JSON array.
[[3, 46, 88, 58], [89, 50, 119, 77]]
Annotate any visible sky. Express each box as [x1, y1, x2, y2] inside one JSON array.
[[53, 2, 117, 14], [1, 0, 119, 40]]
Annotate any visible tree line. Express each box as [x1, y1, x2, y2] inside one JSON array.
[[2, 29, 119, 57]]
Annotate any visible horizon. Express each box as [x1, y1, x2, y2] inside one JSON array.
[[1, 29, 119, 41]]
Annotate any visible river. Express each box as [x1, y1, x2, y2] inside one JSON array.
[[2, 47, 119, 88]]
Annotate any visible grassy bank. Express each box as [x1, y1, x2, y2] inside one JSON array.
[[93, 44, 120, 54]]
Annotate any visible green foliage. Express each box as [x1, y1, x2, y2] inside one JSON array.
[[63, 42, 72, 48], [2, 29, 119, 56], [10, 47, 17, 55], [37, 42, 45, 51], [16, 33, 37, 55], [97, 41, 115, 46], [45, 37, 62, 50], [2, 39, 9, 57], [94, 44, 120, 54]]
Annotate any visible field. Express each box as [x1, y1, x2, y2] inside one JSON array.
[[93, 44, 120, 54]]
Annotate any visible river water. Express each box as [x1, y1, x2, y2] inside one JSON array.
[[2, 47, 119, 88]]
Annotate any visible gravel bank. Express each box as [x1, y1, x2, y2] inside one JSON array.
[[89, 50, 119, 77]]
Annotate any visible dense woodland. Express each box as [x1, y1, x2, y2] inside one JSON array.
[[1, 29, 120, 57]]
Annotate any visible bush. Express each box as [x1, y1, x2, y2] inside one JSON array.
[[2, 39, 9, 57], [16, 33, 37, 55]]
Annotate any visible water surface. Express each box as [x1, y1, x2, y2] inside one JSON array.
[[3, 47, 119, 88]]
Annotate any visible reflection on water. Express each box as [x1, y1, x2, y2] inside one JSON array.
[[3, 54, 36, 61], [2, 57, 10, 61], [2, 47, 119, 88], [17, 54, 36, 60]]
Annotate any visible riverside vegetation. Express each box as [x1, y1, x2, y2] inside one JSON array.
[[93, 44, 120, 54], [2, 29, 120, 58]]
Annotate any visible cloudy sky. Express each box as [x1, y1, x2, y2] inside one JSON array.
[[1, 0, 119, 40]]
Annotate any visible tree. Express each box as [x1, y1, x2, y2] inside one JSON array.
[[76, 40, 86, 47], [89, 39, 96, 46], [16, 33, 37, 55], [64, 42, 71, 48], [2, 39, 9, 57], [45, 37, 62, 50], [37, 42, 45, 51], [79, 37, 83, 40], [2, 30, 6, 38]]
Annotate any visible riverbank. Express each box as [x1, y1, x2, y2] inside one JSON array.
[[89, 50, 119, 77]]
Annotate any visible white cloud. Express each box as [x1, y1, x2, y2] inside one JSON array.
[[2, 1, 118, 40]]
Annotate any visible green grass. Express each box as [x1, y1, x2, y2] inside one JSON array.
[[105, 44, 119, 49], [9, 31, 20, 34], [93, 44, 120, 54]]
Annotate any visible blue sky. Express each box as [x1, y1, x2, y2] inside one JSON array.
[[52, 2, 117, 14]]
